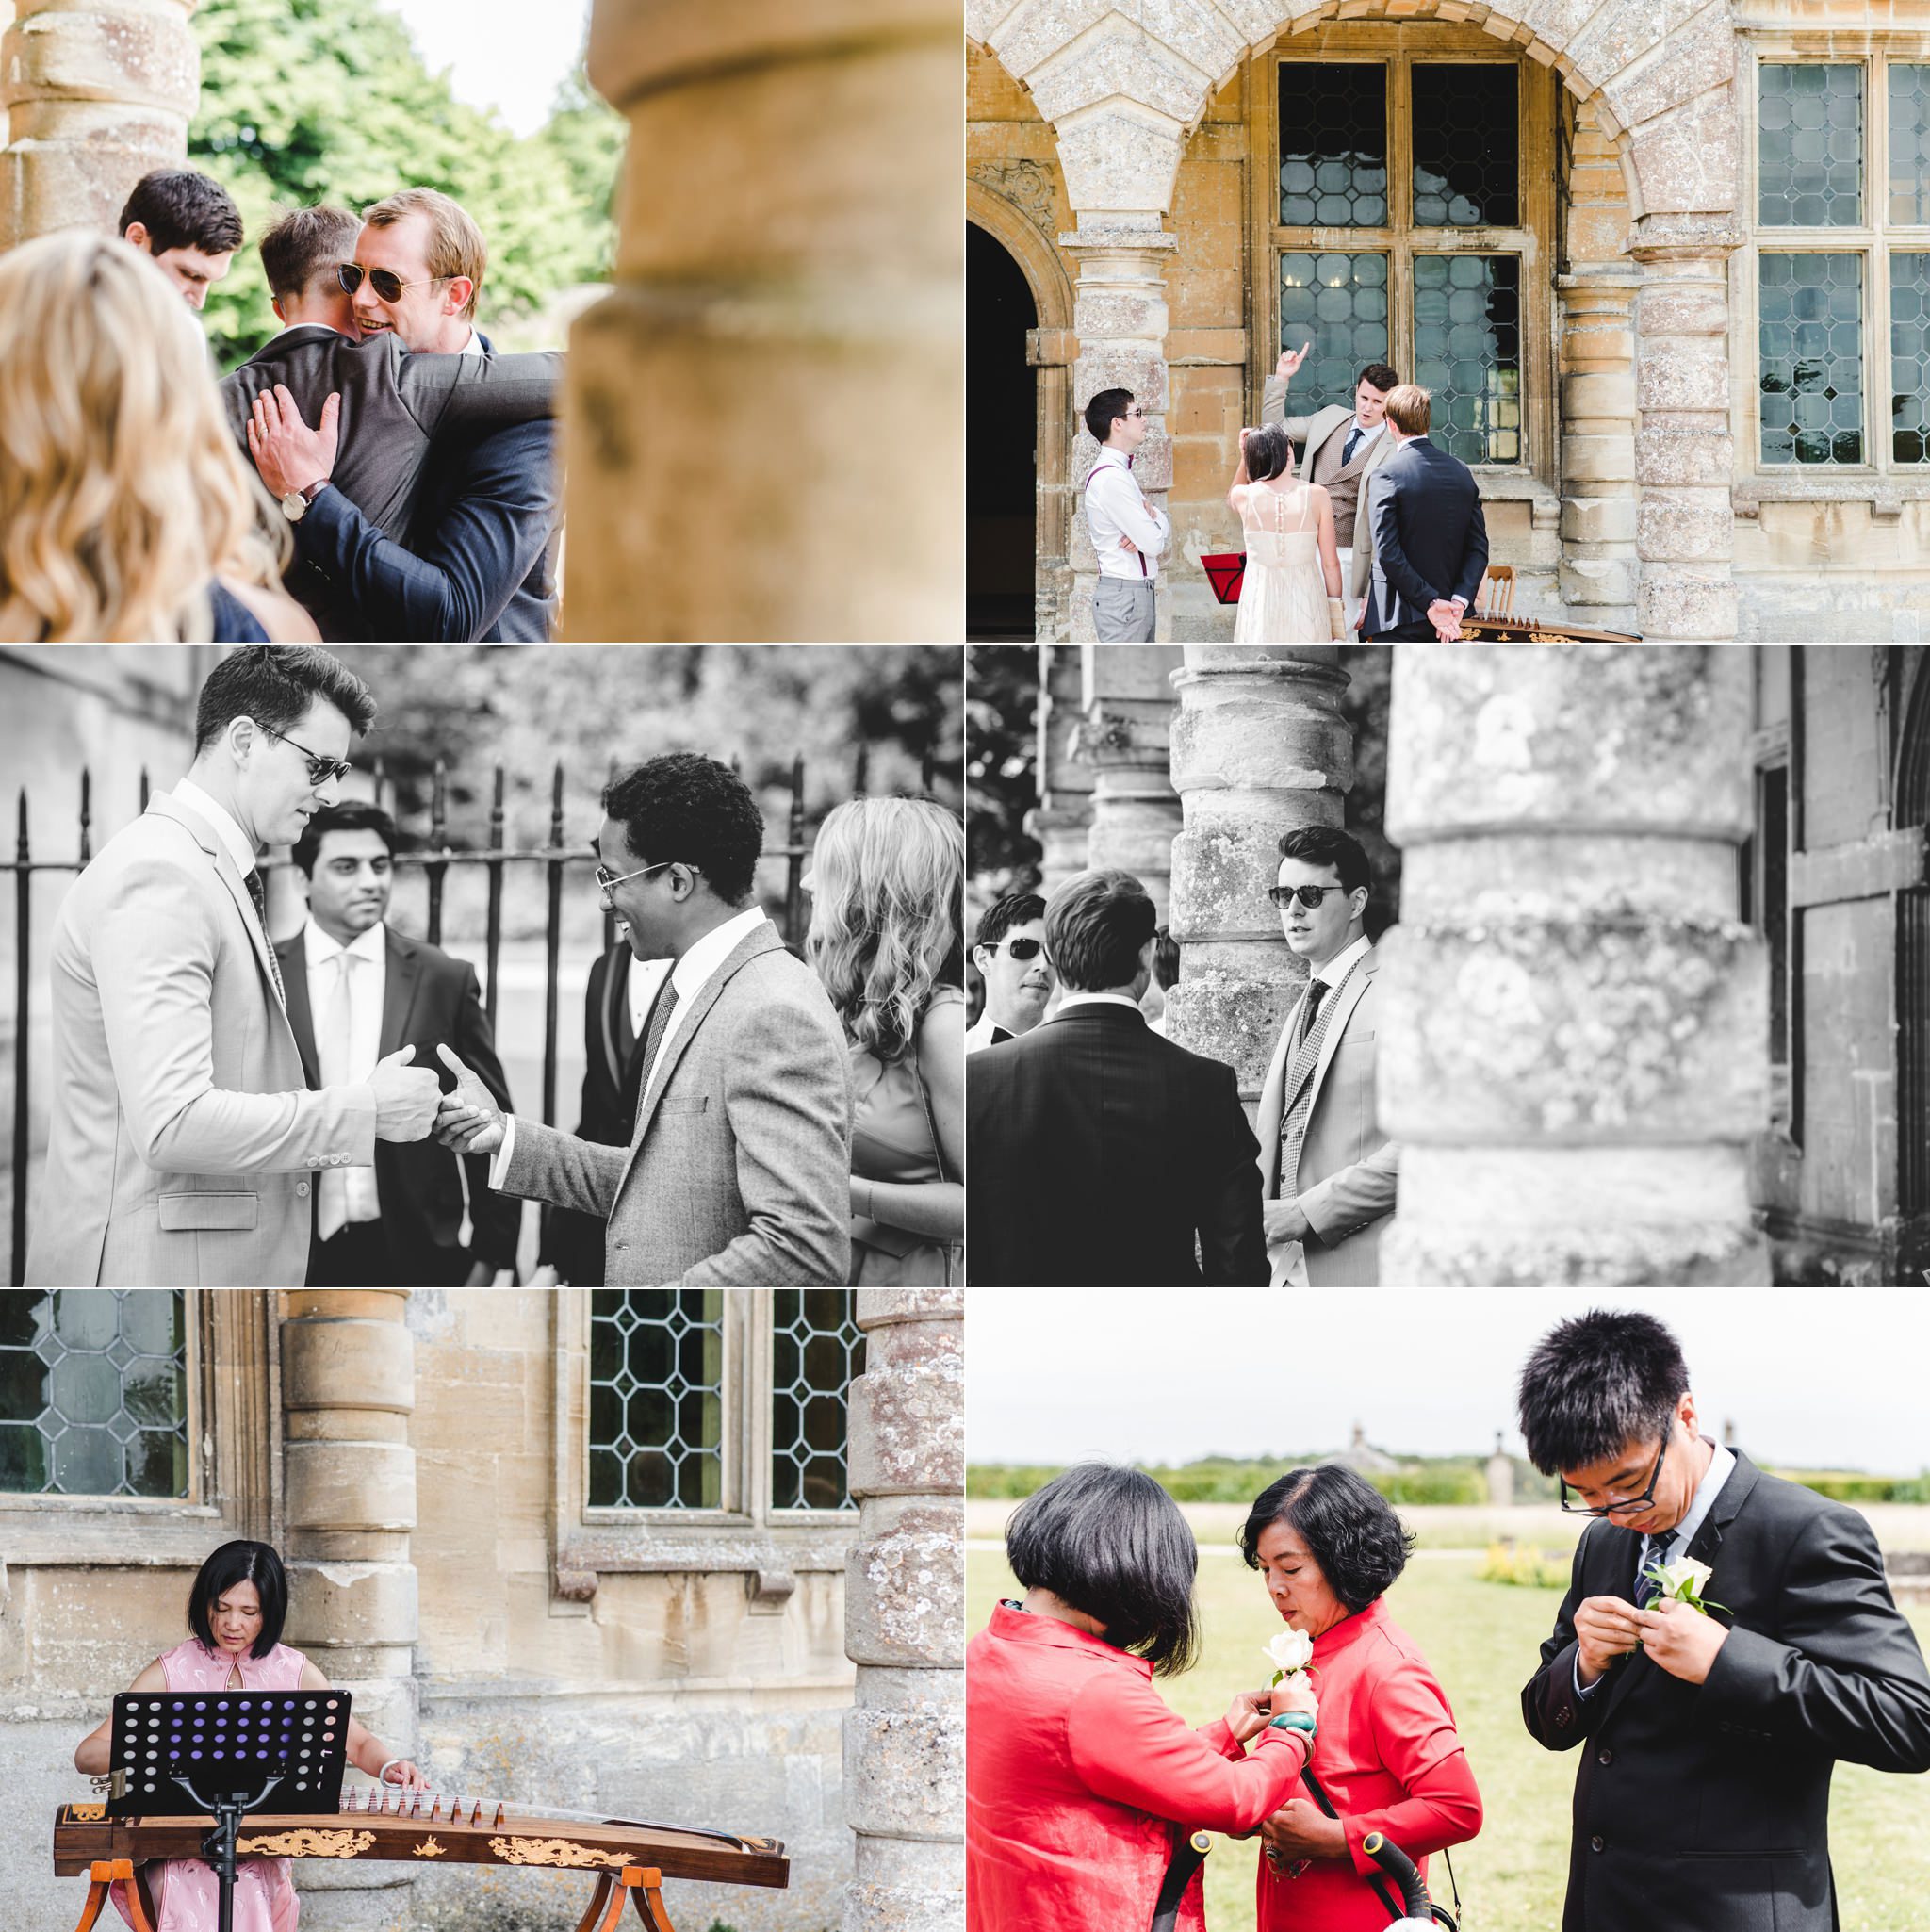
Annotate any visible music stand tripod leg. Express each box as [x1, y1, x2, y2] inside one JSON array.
[[623, 1865, 676, 1932]]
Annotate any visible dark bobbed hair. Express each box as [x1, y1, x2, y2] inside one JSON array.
[[1238, 1465, 1414, 1613], [1358, 362, 1400, 395], [602, 752, 764, 907], [1276, 823, 1370, 898], [187, 1541, 288, 1658], [1153, 926, 1181, 991], [973, 891, 1047, 956], [1085, 387, 1135, 444], [1045, 868, 1156, 992], [194, 645, 377, 756], [119, 169, 243, 256], [1517, 1309, 1691, 1476], [259, 205, 360, 303], [293, 799, 399, 877], [1006, 1465, 1199, 1676], [1244, 422, 1293, 483]]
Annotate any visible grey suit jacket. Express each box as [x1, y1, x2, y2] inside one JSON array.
[[1259, 382, 1398, 598], [495, 921, 853, 1285], [25, 793, 376, 1287], [220, 326, 560, 545], [1254, 943, 1398, 1287]]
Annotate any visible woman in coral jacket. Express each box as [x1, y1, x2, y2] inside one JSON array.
[[967, 1465, 1322, 1932], [1242, 1465, 1483, 1932]]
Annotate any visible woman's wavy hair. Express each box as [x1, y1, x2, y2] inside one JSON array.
[[0, 231, 288, 642], [1239, 1465, 1415, 1613], [806, 794, 963, 1064]]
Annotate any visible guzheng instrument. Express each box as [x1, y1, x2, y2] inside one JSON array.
[[54, 1787, 790, 1932], [1457, 565, 1641, 642]]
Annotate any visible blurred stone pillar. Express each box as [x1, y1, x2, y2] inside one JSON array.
[[1380, 646, 1768, 1284], [564, 0, 958, 640], [1072, 643, 1184, 922], [1165, 647, 1352, 1099], [0, 0, 198, 253], [1023, 642, 1096, 894], [282, 1290, 418, 1929], [843, 1289, 963, 1932]]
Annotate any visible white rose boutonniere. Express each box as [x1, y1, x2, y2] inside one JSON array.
[[1264, 1628, 1316, 1684], [1641, 1554, 1725, 1615]]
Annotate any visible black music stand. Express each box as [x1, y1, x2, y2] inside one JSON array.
[[106, 1688, 352, 1932]]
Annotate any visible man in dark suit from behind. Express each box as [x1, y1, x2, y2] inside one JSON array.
[[966, 867, 1268, 1286], [276, 801, 522, 1285], [242, 188, 561, 641], [1360, 382, 1489, 642], [1519, 1309, 1930, 1932]]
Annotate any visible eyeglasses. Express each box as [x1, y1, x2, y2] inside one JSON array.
[[1267, 884, 1357, 910], [260, 724, 352, 786], [1124, 406, 1148, 419], [595, 859, 678, 901], [1559, 1434, 1670, 1517], [990, 936, 1053, 965], [337, 262, 446, 304]]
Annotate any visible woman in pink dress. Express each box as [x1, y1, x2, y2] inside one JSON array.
[[74, 1541, 426, 1932]]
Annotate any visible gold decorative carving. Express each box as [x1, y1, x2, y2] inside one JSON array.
[[413, 1837, 447, 1858], [70, 1805, 106, 1823], [488, 1836, 641, 1869], [236, 1829, 375, 1859]]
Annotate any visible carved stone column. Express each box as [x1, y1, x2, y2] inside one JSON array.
[[1065, 229, 1175, 641], [1023, 642, 1095, 893], [842, 1290, 963, 1932], [1631, 219, 1744, 641], [564, 0, 958, 640], [1380, 646, 1768, 1283], [1071, 643, 1184, 921], [1165, 647, 1353, 1097], [0, 0, 198, 253], [281, 1290, 418, 1928]]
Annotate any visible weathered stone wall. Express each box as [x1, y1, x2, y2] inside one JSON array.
[[1074, 643, 1186, 921], [1026, 640, 1096, 889]]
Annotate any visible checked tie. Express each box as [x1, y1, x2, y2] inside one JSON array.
[[632, 977, 681, 1121], [243, 869, 286, 1008]]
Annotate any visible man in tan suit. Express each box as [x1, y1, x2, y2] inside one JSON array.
[[1260, 350, 1400, 632], [1254, 824, 1398, 1287], [436, 753, 852, 1286], [26, 646, 444, 1287]]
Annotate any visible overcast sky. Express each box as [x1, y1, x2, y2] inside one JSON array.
[[390, 0, 592, 138], [969, 1290, 1930, 1475]]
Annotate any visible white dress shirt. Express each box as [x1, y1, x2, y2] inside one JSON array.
[[305, 917, 386, 1231], [1085, 450, 1170, 581], [172, 776, 260, 881], [1307, 931, 1371, 994], [1055, 991, 1147, 1017], [626, 954, 674, 1043]]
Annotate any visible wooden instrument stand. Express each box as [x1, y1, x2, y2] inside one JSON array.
[[575, 1864, 677, 1932]]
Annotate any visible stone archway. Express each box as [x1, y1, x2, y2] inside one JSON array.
[[971, 0, 1745, 637]]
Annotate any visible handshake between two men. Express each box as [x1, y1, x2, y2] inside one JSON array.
[[368, 1041, 505, 1153]]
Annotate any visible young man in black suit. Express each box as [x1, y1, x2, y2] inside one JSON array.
[[965, 867, 1267, 1285], [1360, 382, 1489, 641], [276, 801, 522, 1285], [1518, 1309, 1930, 1932]]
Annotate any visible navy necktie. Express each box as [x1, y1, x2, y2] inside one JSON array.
[[1342, 425, 1364, 467], [1635, 1532, 1672, 1607]]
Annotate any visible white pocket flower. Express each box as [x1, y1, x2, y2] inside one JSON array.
[[1265, 1629, 1316, 1678], [1654, 1556, 1714, 1602]]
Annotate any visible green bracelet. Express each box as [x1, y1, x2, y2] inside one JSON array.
[[1268, 1712, 1317, 1735]]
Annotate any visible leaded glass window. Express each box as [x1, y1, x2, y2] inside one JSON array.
[[588, 1290, 726, 1509], [0, 1291, 187, 1497], [1279, 64, 1387, 226], [1759, 253, 1865, 465], [1412, 66, 1517, 226], [1758, 66, 1863, 226], [1280, 253, 1390, 405], [1414, 254, 1521, 464], [1894, 254, 1930, 463], [771, 1291, 862, 1512], [1890, 66, 1930, 225]]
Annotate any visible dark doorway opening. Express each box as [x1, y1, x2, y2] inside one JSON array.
[[968, 224, 1038, 641]]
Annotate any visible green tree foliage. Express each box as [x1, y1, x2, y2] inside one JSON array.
[[188, 0, 625, 368], [967, 645, 1043, 886]]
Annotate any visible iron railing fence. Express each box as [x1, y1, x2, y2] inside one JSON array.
[[6, 744, 940, 1285]]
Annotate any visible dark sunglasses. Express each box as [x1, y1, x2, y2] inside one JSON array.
[[259, 723, 352, 786], [336, 262, 445, 304], [1268, 884, 1356, 910], [981, 935, 1052, 964]]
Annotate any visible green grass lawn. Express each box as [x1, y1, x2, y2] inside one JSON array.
[[968, 1541, 1930, 1930]]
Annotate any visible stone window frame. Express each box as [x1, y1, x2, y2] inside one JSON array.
[[1247, 24, 1561, 489], [550, 1289, 857, 1613], [1736, 36, 1930, 504], [0, 1291, 279, 1567]]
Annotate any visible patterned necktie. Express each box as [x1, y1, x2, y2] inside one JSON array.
[[243, 870, 286, 1007], [1342, 425, 1363, 467], [632, 977, 682, 1126], [1635, 1532, 1672, 1608], [1276, 976, 1335, 1202], [1297, 976, 1329, 1049]]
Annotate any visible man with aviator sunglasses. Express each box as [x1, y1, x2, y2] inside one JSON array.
[[966, 891, 1054, 1052], [237, 188, 563, 641]]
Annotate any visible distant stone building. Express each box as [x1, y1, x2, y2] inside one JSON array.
[[968, 8, 1930, 641]]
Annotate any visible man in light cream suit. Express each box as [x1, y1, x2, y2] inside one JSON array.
[[26, 646, 444, 1287], [1254, 824, 1398, 1287], [1260, 348, 1400, 632], [436, 753, 852, 1286]]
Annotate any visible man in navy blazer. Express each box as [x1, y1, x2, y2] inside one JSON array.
[[245, 188, 560, 641], [1518, 1310, 1930, 1932], [1360, 383, 1488, 642]]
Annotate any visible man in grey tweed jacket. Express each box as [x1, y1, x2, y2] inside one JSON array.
[[436, 753, 853, 1286]]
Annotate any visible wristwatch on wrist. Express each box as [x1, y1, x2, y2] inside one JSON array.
[[279, 480, 329, 522]]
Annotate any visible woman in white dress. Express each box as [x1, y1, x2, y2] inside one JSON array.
[[1227, 422, 1347, 643]]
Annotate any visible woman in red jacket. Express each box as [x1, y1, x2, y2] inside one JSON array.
[[1242, 1465, 1482, 1931], [968, 1465, 1320, 1932]]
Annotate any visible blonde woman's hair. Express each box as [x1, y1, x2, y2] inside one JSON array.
[[0, 231, 288, 642], [807, 795, 964, 1064]]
